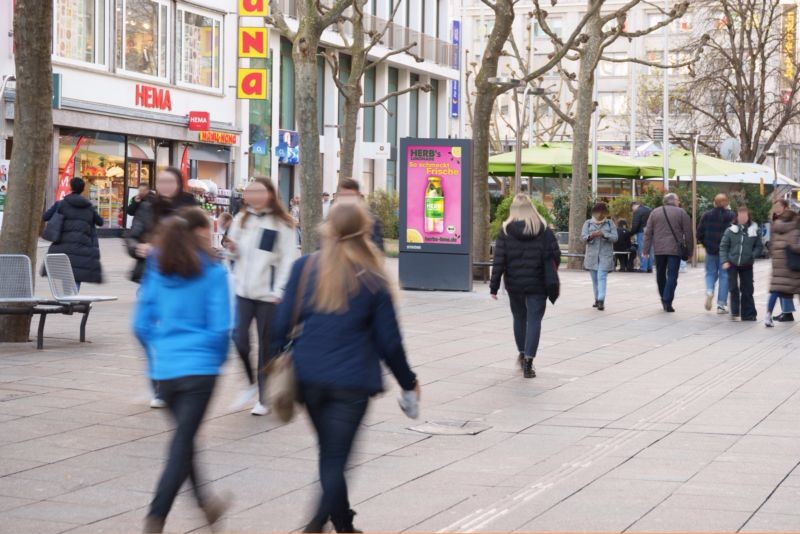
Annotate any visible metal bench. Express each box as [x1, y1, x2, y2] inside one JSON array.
[[44, 254, 117, 344], [473, 260, 493, 283], [0, 255, 67, 349]]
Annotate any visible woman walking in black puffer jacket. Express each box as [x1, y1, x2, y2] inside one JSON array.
[[490, 194, 561, 378], [43, 178, 104, 289]]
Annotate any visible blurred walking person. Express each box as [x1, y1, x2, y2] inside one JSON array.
[[42, 177, 104, 290], [133, 208, 231, 533], [631, 201, 653, 272], [225, 178, 296, 415], [271, 200, 419, 533], [720, 205, 763, 321], [337, 178, 384, 252], [643, 193, 694, 312], [490, 194, 561, 378], [697, 194, 735, 314], [582, 202, 618, 311], [765, 199, 800, 326], [614, 219, 635, 272]]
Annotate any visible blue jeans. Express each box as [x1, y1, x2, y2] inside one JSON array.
[[637, 231, 653, 271], [589, 269, 609, 301], [704, 253, 728, 307], [655, 255, 682, 305], [302, 385, 369, 528], [508, 293, 548, 359], [767, 292, 796, 314]]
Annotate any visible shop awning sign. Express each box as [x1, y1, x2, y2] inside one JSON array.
[[239, 28, 268, 59], [239, 0, 268, 16], [188, 111, 210, 131], [236, 2, 269, 99], [199, 131, 239, 146], [237, 69, 268, 99]]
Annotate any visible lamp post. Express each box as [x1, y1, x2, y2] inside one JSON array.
[[489, 77, 523, 193], [662, 0, 670, 192]]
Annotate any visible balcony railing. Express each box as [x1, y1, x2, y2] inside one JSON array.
[[275, 0, 457, 69]]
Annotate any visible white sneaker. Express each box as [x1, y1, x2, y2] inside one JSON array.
[[150, 397, 166, 409], [765, 315, 774, 328], [230, 385, 258, 411], [717, 305, 729, 315], [705, 293, 713, 311], [251, 402, 269, 416]]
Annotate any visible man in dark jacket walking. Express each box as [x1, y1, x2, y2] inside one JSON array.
[[631, 201, 653, 272], [643, 193, 694, 312], [42, 178, 104, 289], [697, 194, 735, 314], [126, 183, 156, 217], [336, 178, 384, 252]]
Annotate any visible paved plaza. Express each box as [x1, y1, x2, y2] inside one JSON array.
[[2, 241, 800, 533]]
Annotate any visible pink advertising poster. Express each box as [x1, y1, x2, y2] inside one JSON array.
[[405, 144, 463, 246]]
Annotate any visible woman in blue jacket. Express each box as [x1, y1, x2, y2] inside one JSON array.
[[133, 208, 231, 534], [271, 200, 420, 533]]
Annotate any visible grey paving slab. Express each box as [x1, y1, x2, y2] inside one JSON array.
[[1, 241, 800, 532]]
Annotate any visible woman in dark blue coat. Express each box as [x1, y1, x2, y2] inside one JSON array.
[[43, 178, 103, 287], [271, 199, 419, 533]]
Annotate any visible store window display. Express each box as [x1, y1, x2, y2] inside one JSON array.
[[54, 0, 106, 65], [59, 131, 126, 230], [177, 8, 222, 89], [115, 0, 169, 78]]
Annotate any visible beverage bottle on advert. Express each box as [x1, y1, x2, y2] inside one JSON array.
[[424, 176, 444, 233]]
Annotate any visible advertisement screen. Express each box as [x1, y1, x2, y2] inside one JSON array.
[[404, 144, 463, 248]]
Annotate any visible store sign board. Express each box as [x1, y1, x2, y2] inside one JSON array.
[[275, 129, 299, 165], [135, 84, 172, 111], [239, 27, 268, 58], [361, 142, 391, 159], [199, 131, 239, 145], [450, 80, 459, 118], [239, 0, 268, 16], [188, 111, 210, 131], [237, 68, 268, 99]]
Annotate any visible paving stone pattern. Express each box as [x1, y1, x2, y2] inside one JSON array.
[[1, 241, 800, 532]]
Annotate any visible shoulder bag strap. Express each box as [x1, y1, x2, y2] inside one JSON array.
[[289, 254, 316, 340], [662, 207, 685, 247]]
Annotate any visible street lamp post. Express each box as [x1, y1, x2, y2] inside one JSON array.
[[489, 77, 523, 193]]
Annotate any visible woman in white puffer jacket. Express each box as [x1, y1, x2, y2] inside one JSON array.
[[225, 178, 297, 415]]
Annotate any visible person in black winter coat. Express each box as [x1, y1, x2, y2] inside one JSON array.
[[631, 202, 653, 272], [42, 178, 103, 288], [490, 194, 561, 379], [125, 167, 198, 284], [614, 219, 635, 272]]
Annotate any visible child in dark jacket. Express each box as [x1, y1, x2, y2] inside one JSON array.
[[614, 219, 635, 272], [133, 208, 231, 534], [720, 206, 763, 321]]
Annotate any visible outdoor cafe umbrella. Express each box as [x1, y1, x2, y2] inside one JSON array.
[[488, 142, 668, 178]]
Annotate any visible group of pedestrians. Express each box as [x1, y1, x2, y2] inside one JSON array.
[[128, 173, 417, 533]]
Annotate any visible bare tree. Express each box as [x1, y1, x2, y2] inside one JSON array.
[[0, 0, 54, 342], [469, 0, 599, 267], [677, 0, 800, 163], [534, 0, 693, 266], [268, 0, 353, 253], [325, 0, 431, 182]]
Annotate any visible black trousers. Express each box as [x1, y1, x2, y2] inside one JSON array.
[[149, 375, 217, 519], [302, 385, 369, 527], [508, 292, 547, 359], [728, 265, 756, 319], [655, 255, 682, 305], [233, 297, 276, 400]]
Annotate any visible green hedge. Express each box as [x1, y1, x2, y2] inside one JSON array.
[[368, 190, 399, 239], [490, 195, 553, 240]]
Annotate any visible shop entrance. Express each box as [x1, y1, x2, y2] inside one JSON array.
[[125, 159, 154, 228]]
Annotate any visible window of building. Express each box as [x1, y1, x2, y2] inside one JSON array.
[[409, 73, 420, 137], [599, 52, 628, 77], [317, 54, 326, 135], [176, 6, 222, 90], [363, 66, 376, 142], [429, 79, 439, 137], [54, 0, 106, 65], [598, 92, 628, 115], [115, 0, 170, 79], [280, 39, 295, 130], [338, 54, 352, 137], [534, 17, 563, 38]]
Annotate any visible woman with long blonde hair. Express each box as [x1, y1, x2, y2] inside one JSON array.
[[490, 194, 561, 378], [270, 199, 420, 533]]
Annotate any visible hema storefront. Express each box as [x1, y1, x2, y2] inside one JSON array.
[[1, 0, 245, 234]]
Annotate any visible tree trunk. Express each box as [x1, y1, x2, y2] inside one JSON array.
[[567, 16, 602, 269], [293, 26, 324, 254], [470, 0, 514, 265], [339, 83, 362, 181], [0, 0, 54, 342]]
